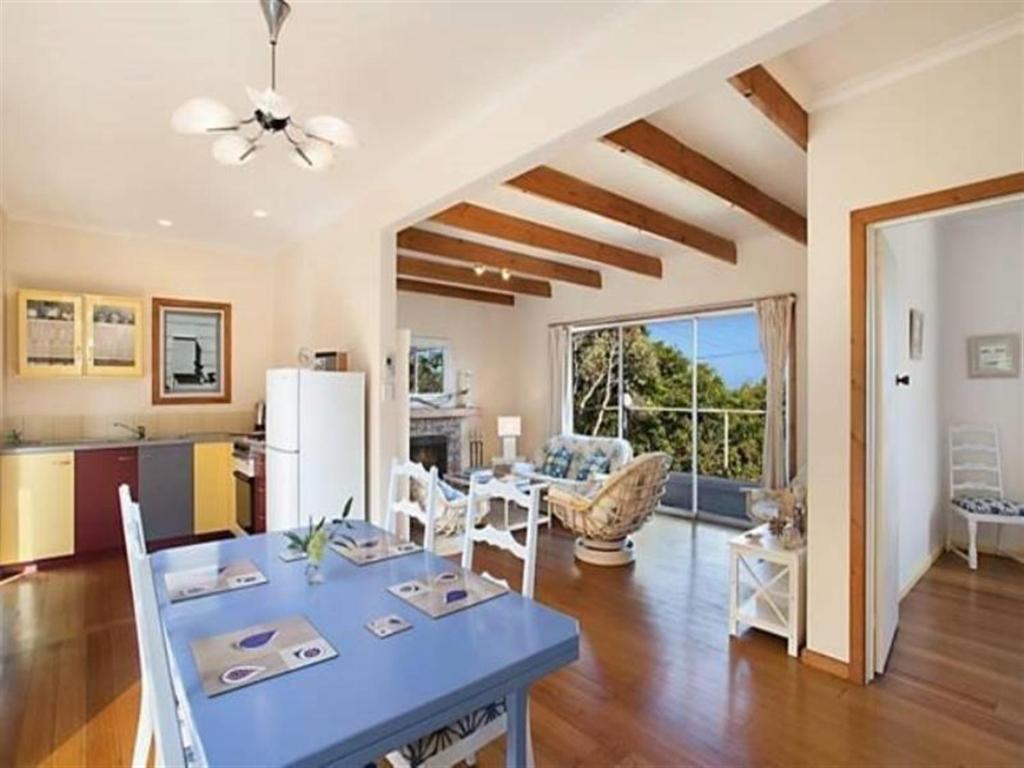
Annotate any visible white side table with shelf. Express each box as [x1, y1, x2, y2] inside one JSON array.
[[728, 523, 806, 657]]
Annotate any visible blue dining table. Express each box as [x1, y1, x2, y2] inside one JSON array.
[[150, 521, 580, 767]]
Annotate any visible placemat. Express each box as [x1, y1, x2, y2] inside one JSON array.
[[388, 568, 508, 619], [164, 559, 267, 603], [330, 529, 421, 565], [190, 615, 337, 697]]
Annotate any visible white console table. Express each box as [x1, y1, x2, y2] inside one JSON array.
[[728, 524, 806, 657]]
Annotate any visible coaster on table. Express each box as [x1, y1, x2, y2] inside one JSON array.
[[366, 614, 412, 639]]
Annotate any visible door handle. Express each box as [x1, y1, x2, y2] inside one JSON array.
[[52, 460, 71, 466], [117, 456, 135, 462], [895, 374, 910, 386]]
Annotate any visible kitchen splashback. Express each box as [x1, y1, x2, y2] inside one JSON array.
[[2, 409, 254, 442]]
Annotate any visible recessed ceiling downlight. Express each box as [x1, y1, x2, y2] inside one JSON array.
[[253, 209, 268, 219], [157, 219, 173, 228]]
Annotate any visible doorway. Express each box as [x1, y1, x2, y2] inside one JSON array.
[[847, 171, 1024, 684]]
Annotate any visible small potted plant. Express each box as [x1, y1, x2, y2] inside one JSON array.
[[285, 518, 329, 585]]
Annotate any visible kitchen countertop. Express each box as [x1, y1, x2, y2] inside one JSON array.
[[0, 432, 246, 455]]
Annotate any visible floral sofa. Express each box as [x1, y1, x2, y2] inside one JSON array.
[[520, 434, 634, 492]]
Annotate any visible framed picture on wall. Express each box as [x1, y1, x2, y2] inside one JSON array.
[[152, 297, 232, 404], [967, 333, 1020, 379]]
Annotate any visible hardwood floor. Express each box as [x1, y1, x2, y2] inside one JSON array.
[[1, 516, 1021, 767]]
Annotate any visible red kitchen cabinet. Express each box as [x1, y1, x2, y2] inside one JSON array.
[[74, 447, 138, 555], [253, 452, 267, 534]]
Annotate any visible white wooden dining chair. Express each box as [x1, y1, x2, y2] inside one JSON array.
[[386, 475, 542, 768], [385, 458, 440, 552], [947, 424, 1024, 570], [119, 485, 192, 768]]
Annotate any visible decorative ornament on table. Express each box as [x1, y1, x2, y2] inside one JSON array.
[[284, 516, 329, 584], [171, 0, 357, 172], [746, 466, 807, 547]]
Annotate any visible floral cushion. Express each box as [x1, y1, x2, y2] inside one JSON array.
[[575, 449, 610, 481], [399, 700, 505, 766], [953, 496, 1023, 516], [541, 446, 574, 479]]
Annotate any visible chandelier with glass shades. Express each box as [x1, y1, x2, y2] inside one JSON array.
[[171, 0, 356, 171]]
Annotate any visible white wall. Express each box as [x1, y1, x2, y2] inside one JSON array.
[[877, 220, 944, 595], [939, 200, 1024, 554], [806, 35, 1023, 662], [2, 218, 275, 432], [397, 291, 523, 460]]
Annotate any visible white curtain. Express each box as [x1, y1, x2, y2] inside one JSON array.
[[548, 326, 571, 438], [755, 296, 794, 490]]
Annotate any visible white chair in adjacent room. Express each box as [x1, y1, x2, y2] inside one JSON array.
[[385, 458, 440, 552], [386, 475, 542, 768], [947, 425, 1024, 570], [119, 484, 192, 768]]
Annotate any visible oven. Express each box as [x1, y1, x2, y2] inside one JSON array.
[[233, 437, 263, 533]]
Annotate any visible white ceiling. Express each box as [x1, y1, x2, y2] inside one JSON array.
[[408, 0, 1022, 283], [0, 0, 629, 253]]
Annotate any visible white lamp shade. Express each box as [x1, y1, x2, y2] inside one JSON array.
[[171, 97, 238, 134], [246, 85, 292, 119], [291, 140, 334, 171], [497, 416, 522, 438], [211, 134, 256, 166], [304, 115, 358, 148]]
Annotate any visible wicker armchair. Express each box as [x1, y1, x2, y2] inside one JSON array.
[[548, 452, 671, 566]]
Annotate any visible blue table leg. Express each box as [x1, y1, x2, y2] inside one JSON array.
[[505, 685, 530, 768]]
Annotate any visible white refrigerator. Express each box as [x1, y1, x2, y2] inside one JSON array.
[[265, 368, 365, 531]]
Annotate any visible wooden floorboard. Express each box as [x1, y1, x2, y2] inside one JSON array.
[[1, 516, 1021, 767]]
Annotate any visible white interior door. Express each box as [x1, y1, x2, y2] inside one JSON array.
[[874, 234, 901, 675]]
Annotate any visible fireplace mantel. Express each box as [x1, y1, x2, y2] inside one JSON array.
[[409, 407, 479, 420]]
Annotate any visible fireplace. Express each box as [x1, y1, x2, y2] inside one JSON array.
[[410, 434, 448, 476]]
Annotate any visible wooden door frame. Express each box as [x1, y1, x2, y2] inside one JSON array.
[[848, 172, 1024, 684]]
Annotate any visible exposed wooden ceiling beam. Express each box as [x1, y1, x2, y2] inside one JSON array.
[[603, 120, 807, 244], [396, 278, 514, 306], [430, 203, 662, 278], [397, 254, 551, 298], [397, 228, 602, 289], [728, 65, 808, 151], [506, 166, 736, 264]]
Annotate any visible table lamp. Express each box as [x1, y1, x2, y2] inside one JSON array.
[[497, 416, 522, 461]]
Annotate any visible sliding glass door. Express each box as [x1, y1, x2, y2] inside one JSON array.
[[570, 307, 780, 523]]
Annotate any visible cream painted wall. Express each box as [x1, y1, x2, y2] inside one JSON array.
[[3, 218, 276, 418], [806, 35, 1024, 663], [938, 201, 1024, 554], [397, 292, 522, 461]]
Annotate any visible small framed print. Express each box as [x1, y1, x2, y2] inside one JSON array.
[[908, 309, 924, 361], [152, 297, 232, 404], [968, 333, 1020, 379]]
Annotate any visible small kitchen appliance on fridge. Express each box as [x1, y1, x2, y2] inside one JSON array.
[[265, 368, 365, 531]]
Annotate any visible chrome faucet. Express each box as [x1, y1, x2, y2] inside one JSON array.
[[114, 422, 146, 440]]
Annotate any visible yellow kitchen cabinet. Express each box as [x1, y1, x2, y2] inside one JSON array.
[[0, 452, 75, 565], [18, 289, 83, 376], [84, 294, 144, 376], [193, 442, 235, 534]]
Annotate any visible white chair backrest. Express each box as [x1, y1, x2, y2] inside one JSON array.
[[385, 458, 440, 551], [948, 424, 1004, 500], [463, 475, 540, 598], [119, 484, 188, 768]]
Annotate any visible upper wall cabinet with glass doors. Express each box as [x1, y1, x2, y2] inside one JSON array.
[[18, 290, 144, 377]]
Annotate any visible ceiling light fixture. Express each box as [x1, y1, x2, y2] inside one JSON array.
[[157, 219, 174, 227], [171, 0, 357, 171], [252, 208, 269, 218], [473, 264, 487, 277]]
